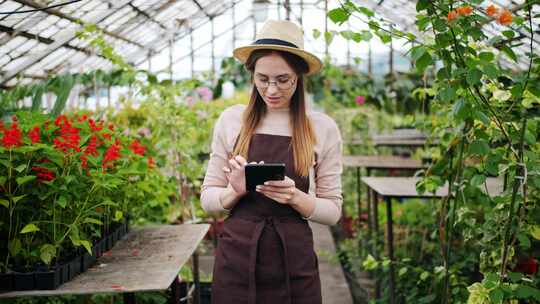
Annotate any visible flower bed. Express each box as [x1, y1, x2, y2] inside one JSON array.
[[0, 111, 161, 290]]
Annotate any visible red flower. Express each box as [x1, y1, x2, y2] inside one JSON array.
[[1, 122, 23, 148], [88, 119, 104, 132], [32, 165, 55, 182], [486, 5, 499, 17], [0, 120, 4, 131], [108, 123, 114, 131], [80, 155, 88, 168], [147, 156, 155, 169], [129, 140, 145, 156], [102, 133, 111, 140], [102, 141, 121, 168], [11, 116, 17, 122], [456, 6, 473, 16], [447, 10, 458, 22], [53, 119, 81, 153], [84, 136, 99, 156], [28, 126, 41, 144], [497, 9, 513, 25]]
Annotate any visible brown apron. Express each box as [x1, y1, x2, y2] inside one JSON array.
[[211, 133, 322, 304]]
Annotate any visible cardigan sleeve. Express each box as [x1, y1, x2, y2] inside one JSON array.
[[200, 110, 231, 213], [304, 118, 343, 225]]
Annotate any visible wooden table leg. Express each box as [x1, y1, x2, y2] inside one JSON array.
[[385, 197, 396, 304], [123, 293, 136, 304], [373, 191, 381, 299], [193, 251, 201, 304]]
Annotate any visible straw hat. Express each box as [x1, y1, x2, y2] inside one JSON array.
[[233, 20, 323, 76]]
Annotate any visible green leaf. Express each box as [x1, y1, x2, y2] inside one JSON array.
[[362, 254, 378, 270], [489, 287, 504, 303], [16, 175, 36, 186], [466, 68, 482, 85], [470, 140, 490, 155], [80, 240, 92, 255], [508, 272, 523, 283], [516, 285, 540, 300], [84, 218, 103, 225], [0, 176, 5, 186], [530, 225, 540, 240], [20, 223, 40, 234], [416, 52, 433, 73], [471, 175, 486, 187], [411, 46, 427, 61], [416, 0, 431, 11], [0, 159, 11, 168], [517, 233, 531, 249], [8, 239, 21, 256], [328, 8, 350, 24], [12, 194, 27, 204], [0, 199, 8, 208], [114, 210, 124, 222], [502, 30, 515, 39], [500, 45, 517, 62], [324, 31, 334, 45], [312, 29, 321, 39], [14, 164, 27, 173], [57, 196, 67, 209], [40, 244, 56, 265], [483, 64, 500, 79], [440, 86, 456, 102], [479, 52, 494, 62], [420, 272, 430, 281], [474, 111, 490, 125], [398, 267, 408, 276]]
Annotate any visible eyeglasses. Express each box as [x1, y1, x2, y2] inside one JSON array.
[[254, 77, 296, 90]]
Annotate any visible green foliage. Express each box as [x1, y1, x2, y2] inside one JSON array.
[[329, 0, 540, 302]]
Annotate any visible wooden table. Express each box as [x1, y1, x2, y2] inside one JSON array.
[[0, 224, 210, 304], [342, 155, 425, 228], [361, 177, 503, 304]]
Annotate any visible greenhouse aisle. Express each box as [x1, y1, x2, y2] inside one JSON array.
[[199, 223, 353, 303], [311, 222, 354, 304]]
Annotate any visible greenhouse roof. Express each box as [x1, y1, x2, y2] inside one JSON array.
[[0, 0, 538, 88]]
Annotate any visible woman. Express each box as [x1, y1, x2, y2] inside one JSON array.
[[201, 19, 343, 304]]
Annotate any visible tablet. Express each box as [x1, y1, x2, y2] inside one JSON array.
[[245, 163, 286, 191]]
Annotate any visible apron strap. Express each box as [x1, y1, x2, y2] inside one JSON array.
[[247, 217, 293, 304], [248, 220, 265, 304]]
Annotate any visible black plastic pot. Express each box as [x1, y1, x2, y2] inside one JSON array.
[[92, 242, 102, 259], [59, 262, 69, 284], [106, 234, 113, 251], [13, 272, 34, 291], [68, 256, 82, 280], [82, 252, 96, 272], [35, 267, 61, 290], [0, 272, 13, 291]]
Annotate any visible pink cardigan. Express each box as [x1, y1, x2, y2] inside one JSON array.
[[200, 104, 343, 225]]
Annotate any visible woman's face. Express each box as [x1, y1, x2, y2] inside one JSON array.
[[253, 53, 298, 110]]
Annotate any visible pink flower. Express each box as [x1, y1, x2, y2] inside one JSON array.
[[355, 95, 366, 106], [185, 96, 195, 106], [196, 86, 213, 102]]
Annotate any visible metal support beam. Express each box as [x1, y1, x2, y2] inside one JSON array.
[[128, 3, 169, 31], [0, 24, 102, 57], [191, 0, 212, 19], [1, 0, 133, 85], [211, 16, 215, 81], [11, 0, 146, 49], [285, 0, 290, 20], [324, 0, 328, 58]]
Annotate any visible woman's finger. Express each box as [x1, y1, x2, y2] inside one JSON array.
[[234, 155, 247, 166], [228, 158, 242, 170]]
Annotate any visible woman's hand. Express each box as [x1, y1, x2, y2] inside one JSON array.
[[255, 176, 298, 205], [222, 155, 263, 196]]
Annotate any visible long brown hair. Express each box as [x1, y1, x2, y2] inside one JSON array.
[[233, 49, 316, 177]]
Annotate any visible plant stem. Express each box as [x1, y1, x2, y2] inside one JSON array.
[[499, 116, 527, 280]]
